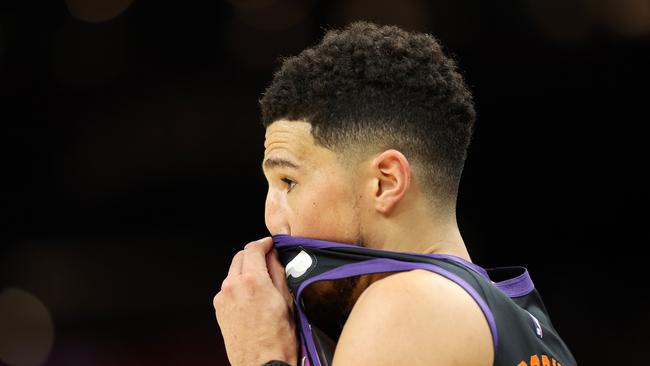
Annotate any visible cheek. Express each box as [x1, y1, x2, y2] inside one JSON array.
[[290, 177, 359, 242]]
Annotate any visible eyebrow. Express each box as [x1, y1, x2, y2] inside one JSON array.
[[262, 158, 302, 172]]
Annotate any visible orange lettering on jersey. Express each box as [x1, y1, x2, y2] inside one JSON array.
[[518, 354, 562, 366], [530, 355, 541, 366]]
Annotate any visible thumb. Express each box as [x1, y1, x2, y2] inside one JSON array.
[[267, 249, 294, 309]]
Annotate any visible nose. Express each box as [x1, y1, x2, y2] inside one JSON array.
[[265, 187, 290, 235]]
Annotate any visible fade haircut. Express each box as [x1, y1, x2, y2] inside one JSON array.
[[260, 21, 476, 207]]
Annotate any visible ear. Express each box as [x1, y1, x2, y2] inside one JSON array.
[[370, 149, 411, 214]]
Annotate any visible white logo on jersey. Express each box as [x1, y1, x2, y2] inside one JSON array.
[[285, 250, 313, 279], [527, 312, 543, 338]]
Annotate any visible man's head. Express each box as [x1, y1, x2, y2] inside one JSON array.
[[260, 21, 475, 247]]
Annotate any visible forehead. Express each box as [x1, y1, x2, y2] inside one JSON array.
[[264, 120, 336, 167], [264, 120, 313, 156]]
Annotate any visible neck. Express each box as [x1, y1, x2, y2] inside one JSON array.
[[348, 203, 471, 309], [373, 216, 471, 262], [362, 196, 471, 262]]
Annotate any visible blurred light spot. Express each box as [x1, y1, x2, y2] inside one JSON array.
[[598, 0, 650, 36], [0, 288, 55, 366], [527, 0, 593, 42], [335, 0, 430, 32], [65, 0, 135, 23], [231, 0, 313, 32]]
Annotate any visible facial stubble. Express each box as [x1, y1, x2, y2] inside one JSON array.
[[301, 198, 368, 342]]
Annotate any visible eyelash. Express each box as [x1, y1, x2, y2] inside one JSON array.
[[281, 178, 296, 193]]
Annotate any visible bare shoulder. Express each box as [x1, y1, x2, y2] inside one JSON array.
[[332, 269, 494, 366]]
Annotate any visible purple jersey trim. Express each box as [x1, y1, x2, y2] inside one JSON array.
[[273, 234, 490, 280], [492, 267, 535, 298], [293, 258, 499, 366], [299, 331, 311, 366]]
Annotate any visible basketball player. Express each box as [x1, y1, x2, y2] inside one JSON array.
[[213, 22, 576, 366]]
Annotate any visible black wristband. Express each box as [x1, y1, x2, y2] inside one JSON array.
[[261, 361, 291, 366]]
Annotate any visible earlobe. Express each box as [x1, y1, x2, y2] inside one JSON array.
[[372, 150, 411, 214]]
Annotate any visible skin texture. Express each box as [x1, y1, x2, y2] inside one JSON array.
[[213, 237, 298, 366], [213, 120, 493, 366], [333, 269, 494, 366]]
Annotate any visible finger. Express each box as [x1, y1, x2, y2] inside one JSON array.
[[227, 250, 244, 276], [244, 236, 273, 252], [267, 249, 294, 307], [242, 237, 273, 274]]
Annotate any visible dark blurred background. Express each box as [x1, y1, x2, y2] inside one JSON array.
[[1, 0, 648, 365]]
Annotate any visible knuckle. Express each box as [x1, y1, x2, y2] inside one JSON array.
[[269, 296, 289, 313], [244, 237, 269, 250], [241, 272, 259, 287], [233, 250, 244, 259], [220, 278, 233, 292], [212, 292, 222, 308]]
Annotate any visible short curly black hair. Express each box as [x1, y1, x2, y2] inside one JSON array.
[[260, 21, 476, 207]]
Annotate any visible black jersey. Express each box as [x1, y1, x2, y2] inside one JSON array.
[[274, 235, 576, 366]]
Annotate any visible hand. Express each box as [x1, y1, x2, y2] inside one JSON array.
[[213, 237, 298, 366]]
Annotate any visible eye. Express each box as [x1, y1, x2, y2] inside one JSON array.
[[281, 177, 296, 193]]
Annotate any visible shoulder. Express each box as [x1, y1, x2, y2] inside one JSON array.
[[332, 269, 494, 366]]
